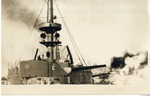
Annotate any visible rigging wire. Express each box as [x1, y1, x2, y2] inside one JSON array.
[[60, 46, 67, 53], [20, 2, 45, 60], [54, 0, 87, 66], [33, 3, 45, 30], [54, 0, 83, 65], [38, 48, 44, 55]]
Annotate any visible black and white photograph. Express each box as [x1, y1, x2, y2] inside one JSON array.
[[1, 0, 150, 95]]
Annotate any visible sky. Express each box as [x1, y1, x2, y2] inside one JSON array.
[[1, 0, 148, 76]]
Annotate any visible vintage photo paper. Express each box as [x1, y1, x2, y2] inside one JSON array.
[[1, 0, 150, 95]]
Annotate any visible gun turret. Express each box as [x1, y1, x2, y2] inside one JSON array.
[[72, 64, 106, 71]]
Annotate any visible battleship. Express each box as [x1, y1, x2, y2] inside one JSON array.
[[2, 0, 148, 86], [6, 0, 109, 85]]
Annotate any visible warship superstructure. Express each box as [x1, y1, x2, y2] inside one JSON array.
[[7, 0, 108, 84]]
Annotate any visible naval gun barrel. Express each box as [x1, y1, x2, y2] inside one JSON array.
[[92, 73, 110, 77], [72, 64, 106, 72]]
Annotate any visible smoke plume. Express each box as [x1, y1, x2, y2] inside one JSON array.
[[2, 0, 41, 29], [110, 51, 147, 69], [110, 51, 148, 85], [92, 51, 148, 85]]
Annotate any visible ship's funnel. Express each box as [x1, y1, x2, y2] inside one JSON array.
[[72, 64, 106, 72]]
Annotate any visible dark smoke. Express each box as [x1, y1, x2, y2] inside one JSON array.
[[2, 0, 41, 29], [110, 51, 148, 69], [110, 51, 133, 69], [140, 51, 148, 65], [123, 52, 134, 58], [110, 57, 125, 69]]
